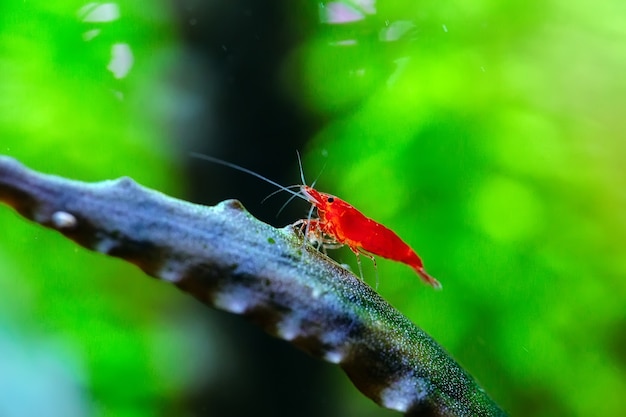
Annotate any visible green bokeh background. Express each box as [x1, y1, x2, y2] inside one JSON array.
[[1, 1, 625, 416]]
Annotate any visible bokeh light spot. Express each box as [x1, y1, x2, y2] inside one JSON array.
[[472, 176, 543, 243]]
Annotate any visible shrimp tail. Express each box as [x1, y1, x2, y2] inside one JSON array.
[[414, 266, 442, 290]]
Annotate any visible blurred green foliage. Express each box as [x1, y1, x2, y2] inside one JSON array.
[[300, 2, 626, 416], [1, 1, 625, 417], [0, 2, 209, 417]]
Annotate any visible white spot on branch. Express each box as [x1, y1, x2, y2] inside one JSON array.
[[51, 211, 77, 229], [158, 263, 184, 283], [276, 315, 302, 341], [379, 375, 428, 412], [323, 350, 344, 364], [213, 289, 252, 314]]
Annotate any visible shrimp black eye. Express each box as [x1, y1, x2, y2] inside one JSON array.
[[327, 197, 334, 203]]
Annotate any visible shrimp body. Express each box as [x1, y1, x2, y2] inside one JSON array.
[[301, 185, 441, 289]]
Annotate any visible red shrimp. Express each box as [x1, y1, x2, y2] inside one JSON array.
[[190, 152, 441, 289], [300, 186, 441, 289]]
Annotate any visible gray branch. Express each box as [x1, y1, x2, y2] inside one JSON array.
[[0, 156, 506, 417]]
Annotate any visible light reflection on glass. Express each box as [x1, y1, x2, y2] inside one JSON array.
[[386, 57, 411, 87], [77, 2, 120, 23], [315, 1, 418, 90], [379, 20, 416, 42], [78, 2, 135, 80], [108, 43, 134, 79], [319, 1, 376, 24], [319, 3, 363, 23], [82, 28, 101, 42], [329, 39, 358, 46]]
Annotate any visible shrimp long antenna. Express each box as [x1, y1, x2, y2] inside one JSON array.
[[296, 150, 307, 186], [190, 152, 307, 202], [310, 162, 327, 189], [296, 150, 326, 188]]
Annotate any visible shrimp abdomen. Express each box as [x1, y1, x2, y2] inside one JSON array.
[[340, 214, 442, 289]]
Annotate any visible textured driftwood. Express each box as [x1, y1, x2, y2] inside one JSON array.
[[0, 156, 506, 416]]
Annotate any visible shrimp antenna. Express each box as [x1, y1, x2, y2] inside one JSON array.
[[274, 191, 302, 218], [310, 161, 327, 189], [190, 152, 307, 202], [296, 150, 326, 188], [261, 185, 301, 204], [260, 184, 302, 218], [296, 150, 307, 185]]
